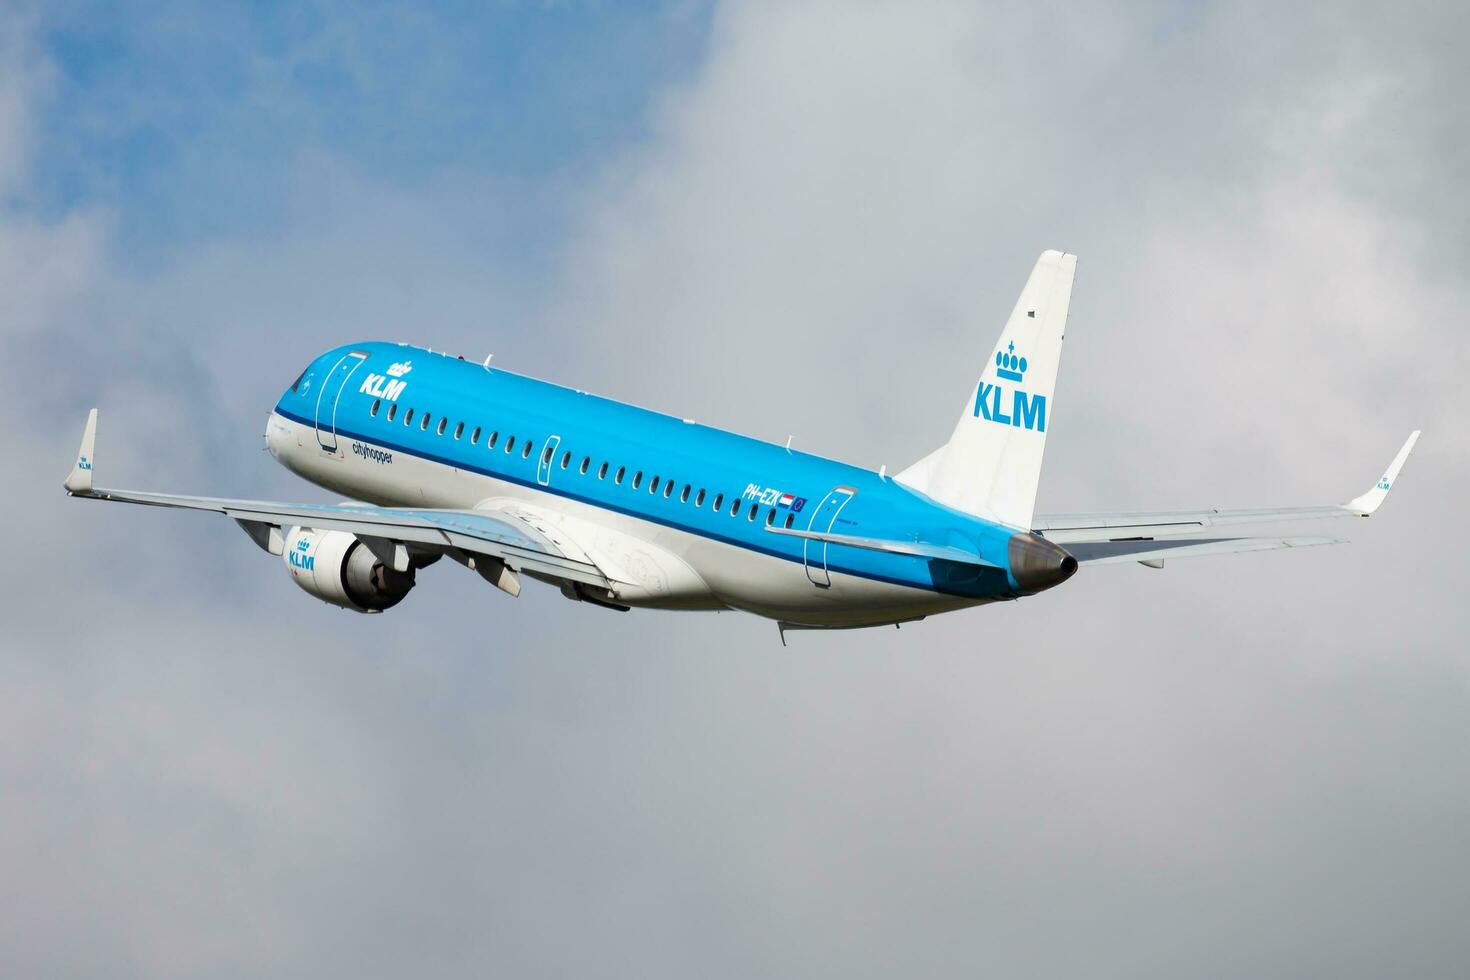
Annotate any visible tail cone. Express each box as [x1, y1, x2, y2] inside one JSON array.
[[1008, 533, 1077, 593]]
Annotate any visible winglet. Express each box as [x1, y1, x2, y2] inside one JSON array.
[[64, 409, 98, 495], [1344, 430, 1420, 516]]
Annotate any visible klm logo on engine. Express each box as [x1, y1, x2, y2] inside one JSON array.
[[288, 537, 315, 572], [359, 359, 411, 402], [973, 341, 1046, 432]]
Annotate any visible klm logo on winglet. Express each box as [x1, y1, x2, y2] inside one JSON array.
[[77, 455, 92, 471], [973, 341, 1046, 432]]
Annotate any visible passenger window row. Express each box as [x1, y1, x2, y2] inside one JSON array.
[[366, 397, 798, 529]]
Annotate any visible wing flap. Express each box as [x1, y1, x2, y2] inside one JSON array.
[[1035, 506, 1351, 542], [1066, 536, 1342, 566], [79, 488, 610, 587]]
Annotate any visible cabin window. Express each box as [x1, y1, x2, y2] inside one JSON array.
[[748, 503, 758, 521], [561, 451, 571, 469], [542, 445, 554, 465], [615, 466, 625, 485], [437, 418, 447, 436], [731, 499, 741, 517], [696, 489, 706, 507], [505, 436, 515, 454], [664, 481, 674, 499], [455, 422, 464, 439], [649, 476, 659, 495], [404, 408, 414, 426], [712, 493, 722, 511], [785, 513, 795, 529], [680, 485, 691, 503], [420, 414, 430, 431], [370, 399, 381, 417], [471, 426, 481, 444], [598, 462, 608, 480], [387, 404, 398, 422], [632, 471, 642, 490], [766, 508, 776, 526], [523, 441, 534, 459], [581, 457, 591, 475]]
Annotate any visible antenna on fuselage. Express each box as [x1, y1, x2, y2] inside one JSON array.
[[483, 353, 493, 370], [785, 435, 794, 453]]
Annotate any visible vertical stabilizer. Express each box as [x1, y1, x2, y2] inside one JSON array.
[[916, 251, 1075, 528]]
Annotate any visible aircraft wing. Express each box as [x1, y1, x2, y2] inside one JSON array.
[[1034, 431, 1419, 544], [1063, 535, 1342, 566], [62, 410, 609, 588]]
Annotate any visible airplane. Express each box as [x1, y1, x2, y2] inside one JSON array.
[[63, 251, 1419, 639]]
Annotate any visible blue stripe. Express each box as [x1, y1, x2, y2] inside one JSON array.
[[277, 405, 978, 595]]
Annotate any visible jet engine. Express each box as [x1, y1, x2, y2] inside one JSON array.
[[282, 527, 415, 613]]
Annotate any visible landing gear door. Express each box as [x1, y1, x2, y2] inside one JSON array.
[[315, 351, 368, 452], [804, 486, 855, 587]]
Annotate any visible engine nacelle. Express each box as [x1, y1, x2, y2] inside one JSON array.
[[282, 527, 415, 613]]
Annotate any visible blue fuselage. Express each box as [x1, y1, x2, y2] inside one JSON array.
[[272, 342, 1037, 617]]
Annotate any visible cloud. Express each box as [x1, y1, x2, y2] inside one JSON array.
[[3, 3, 1467, 977], [0, 6, 50, 196]]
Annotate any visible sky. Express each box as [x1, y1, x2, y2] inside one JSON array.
[[2, 1, 1467, 977]]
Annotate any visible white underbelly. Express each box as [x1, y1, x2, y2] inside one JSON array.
[[267, 413, 976, 626]]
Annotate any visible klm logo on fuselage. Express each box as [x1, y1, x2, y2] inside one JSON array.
[[359, 360, 411, 402], [973, 341, 1046, 432], [288, 537, 315, 572]]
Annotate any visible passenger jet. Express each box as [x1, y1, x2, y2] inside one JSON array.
[[64, 251, 1419, 637]]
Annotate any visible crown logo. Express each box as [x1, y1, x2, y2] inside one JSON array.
[[995, 341, 1028, 382], [386, 360, 413, 378]]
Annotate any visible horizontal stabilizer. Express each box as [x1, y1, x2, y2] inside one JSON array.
[[1066, 536, 1342, 566], [764, 525, 999, 567]]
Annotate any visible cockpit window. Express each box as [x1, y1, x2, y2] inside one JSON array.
[[290, 369, 308, 393]]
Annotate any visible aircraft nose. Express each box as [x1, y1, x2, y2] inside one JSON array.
[[1007, 532, 1078, 593]]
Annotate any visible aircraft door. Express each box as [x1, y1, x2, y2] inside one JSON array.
[[315, 351, 368, 452], [536, 434, 561, 487], [803, 486, 855, 587]]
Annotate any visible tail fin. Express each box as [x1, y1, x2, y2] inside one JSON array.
[[897, 250, 1076, 529]]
